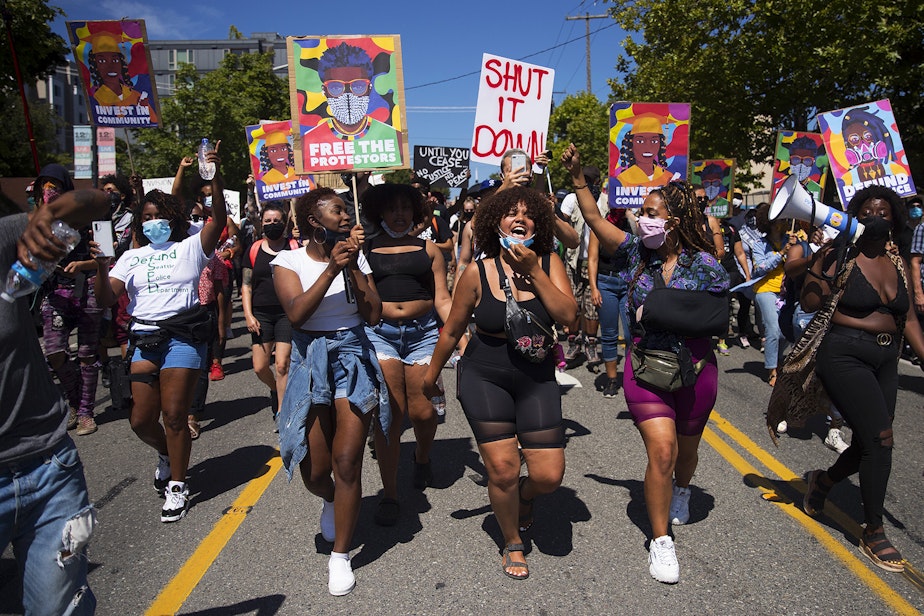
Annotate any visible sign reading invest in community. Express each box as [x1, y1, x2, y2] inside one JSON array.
[[66, 20, 160, 128], [817, 99, 916, 207], [287, 35, 409, 174], [771, 131, 829, 203], [690, 159, 735, 218], [471, 54, 554, 166], [246, 120, 316, 202], [608, 103, 690, 208], [413, 146, 470, 188]]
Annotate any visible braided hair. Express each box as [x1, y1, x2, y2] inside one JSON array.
[[619, 131, 668, 170], [259, 143, 295, 173], [89, 52, 133, 90], [627, 181, 716, 294]]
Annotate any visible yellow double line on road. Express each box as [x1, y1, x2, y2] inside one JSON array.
[[704, 410, 921, 615]]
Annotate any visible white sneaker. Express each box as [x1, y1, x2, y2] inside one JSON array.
[[320, 498, 335, 542], [154, 453, 171, 498], [824, 428, 849, 454], [161, 481, 189, 523], [669, 484, 691, 525], [328, 553, 355, 596], [649, 535, 680, 584], [776, 420, 788, 434]]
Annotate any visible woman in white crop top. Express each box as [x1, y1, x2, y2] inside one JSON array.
[[272, 187, 389, 597]]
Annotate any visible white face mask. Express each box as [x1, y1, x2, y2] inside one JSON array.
[[328, 93, 369, 125], [705, 184, 721, 202], [188, 220, 204, 235], [790, 162, 812, 182]]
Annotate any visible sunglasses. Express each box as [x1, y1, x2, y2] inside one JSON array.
[[324, 79, 371, 98], [790, 156, 815, 166]]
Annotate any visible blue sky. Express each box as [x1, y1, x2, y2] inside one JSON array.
[[51, 0, 629, 187]]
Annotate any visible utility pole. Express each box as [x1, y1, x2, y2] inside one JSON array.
[[565, 13, 608, 93]]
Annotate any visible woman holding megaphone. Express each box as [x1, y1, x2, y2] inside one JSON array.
[[797, 186, 924, 573]]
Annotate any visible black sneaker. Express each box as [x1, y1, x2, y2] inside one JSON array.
[[603, 378, 619, 398], [161, 482, 189, 523], [412, 454, 433, 489]]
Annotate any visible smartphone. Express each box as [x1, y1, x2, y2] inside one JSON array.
[[92, 220, 115, 258], [510, 153, 528, 175]]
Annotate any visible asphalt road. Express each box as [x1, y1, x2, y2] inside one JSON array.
[[3, 302, 924, 615]]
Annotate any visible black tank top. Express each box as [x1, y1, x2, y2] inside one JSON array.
[[251, 242, 292, 308], [367, 236, 433, 303], [472, 255, 553, 334], [838, 261, 909, 318]]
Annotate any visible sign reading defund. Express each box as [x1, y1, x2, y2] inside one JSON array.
[[471, 54, 554, 166]]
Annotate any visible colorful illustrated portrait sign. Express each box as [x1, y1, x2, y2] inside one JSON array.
[[246, 120, 316, 202], [66, 20, 160, 128], [609, 103, 690, 208], [287, 35, 409, 174], [413, 146, 470, 188], [771, 131, 829, 203], [690, 159, 735, 218], [817, 99, 916, 206], [471, 54, 555, 166]]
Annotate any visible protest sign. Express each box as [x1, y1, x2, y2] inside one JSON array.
[[771, 131, 829, 203], [66, 20, 160, 128], [471, 54, 554, 166], [817, 99, 916, 206], [97, 127, 116, 176], [142, 178, 241, 225], [413, 146, 470, 188], [74, 126, 92, 179], [288, 35, 409, 174], [608, 103, 690, 208], [690, 159, 735, 218], [246, 120, 316, 202]]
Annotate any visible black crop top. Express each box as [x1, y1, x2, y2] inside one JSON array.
[[837, 261, 909, 319], [472, 256, 553, 334], [367, 237, 433, 303]]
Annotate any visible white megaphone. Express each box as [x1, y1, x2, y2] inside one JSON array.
[[771, 175, 864, 242]]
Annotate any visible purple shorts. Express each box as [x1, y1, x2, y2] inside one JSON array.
[[623, 336, 718, 436]]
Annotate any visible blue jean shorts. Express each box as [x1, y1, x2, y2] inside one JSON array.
[[132, 335, 207, 370], [366, 311, 439, 365]]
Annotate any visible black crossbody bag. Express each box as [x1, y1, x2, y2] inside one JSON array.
[[494, 256, 556, 363]]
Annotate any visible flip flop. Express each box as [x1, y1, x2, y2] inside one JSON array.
[[502, 543, 529, 580], [188, 417, 201, 440]]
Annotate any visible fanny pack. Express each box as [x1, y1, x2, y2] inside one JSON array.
[[630, 343, 708, 392], [496, 256, 555, 364], [131, 305, 214, 347]]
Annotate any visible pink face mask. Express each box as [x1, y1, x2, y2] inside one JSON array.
[[637, 216, 668, 249]]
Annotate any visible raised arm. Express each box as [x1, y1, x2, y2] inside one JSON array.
[[561, 143, 625, 253], [199, 149, 227, 255], [172, 156, 194, 197]]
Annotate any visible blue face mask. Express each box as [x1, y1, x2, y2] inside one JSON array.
[[498, 228, 535, 250], [910, 206, 923, 220], [203, 195, 213, 209], [142, 219, 173, 245]]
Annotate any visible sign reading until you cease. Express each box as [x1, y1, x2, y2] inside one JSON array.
[[413, 146, 470, 188]]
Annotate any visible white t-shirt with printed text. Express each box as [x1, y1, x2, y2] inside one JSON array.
[[110, 234, 209, 332], [270, 247, 372, 331]]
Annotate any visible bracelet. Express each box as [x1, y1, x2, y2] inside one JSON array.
[[573, 183, 588, 190]]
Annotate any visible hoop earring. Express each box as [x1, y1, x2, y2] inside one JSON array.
[[312, 225, 326, 244]]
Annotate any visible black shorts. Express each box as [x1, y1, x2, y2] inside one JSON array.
[[250, 307, 292, 346]]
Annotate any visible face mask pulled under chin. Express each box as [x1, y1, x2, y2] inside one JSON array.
[[498, 228, 535, 250], [637, 216, 668, 249]]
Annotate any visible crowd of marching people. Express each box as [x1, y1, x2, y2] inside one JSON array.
[[3, 141, 924, 609]]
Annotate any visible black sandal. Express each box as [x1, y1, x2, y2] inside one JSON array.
[[518, 476, 534, 532], [803, 469, 831, 517], [374, 497, 399, 527], [502, 543, 529, 580], [860, 528, 904, 572]]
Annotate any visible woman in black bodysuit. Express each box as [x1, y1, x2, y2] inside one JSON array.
[[423, 186, 577, 580], [802, 186, 924, 572]]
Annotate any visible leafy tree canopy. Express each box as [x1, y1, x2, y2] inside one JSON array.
[[547, 91, 610, 190], [607, 0, 924, 188], [131, 51, 290, 198]]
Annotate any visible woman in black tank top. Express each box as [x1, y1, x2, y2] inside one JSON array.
[[801, 186, 924, 572], [361, 184, 452, 526], [423, 186, 577, 580]]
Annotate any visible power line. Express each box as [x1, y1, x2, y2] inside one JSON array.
[[405, 21, 618, 91]]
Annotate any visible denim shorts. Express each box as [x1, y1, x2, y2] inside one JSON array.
[[132, 335, 207, 370], [366, 311, 439, 365]]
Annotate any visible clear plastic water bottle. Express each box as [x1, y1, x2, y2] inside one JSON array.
[[431, 373, 446, 416], [2, 220, 80, 303], [198, 138, 216, 181]]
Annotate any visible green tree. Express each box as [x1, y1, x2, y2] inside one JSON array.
[[0, 0, 69, 176], [607, 0, 924, 188], [131, 51, 290, 197], [546, 92, 610, 189]]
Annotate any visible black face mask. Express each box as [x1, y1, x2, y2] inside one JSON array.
[[263, 222, 285, 241], [858, 215, 891, 242], [462, 211, 474, 221], [108, 191, 122, 211], [746, 216, 758, 229]]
